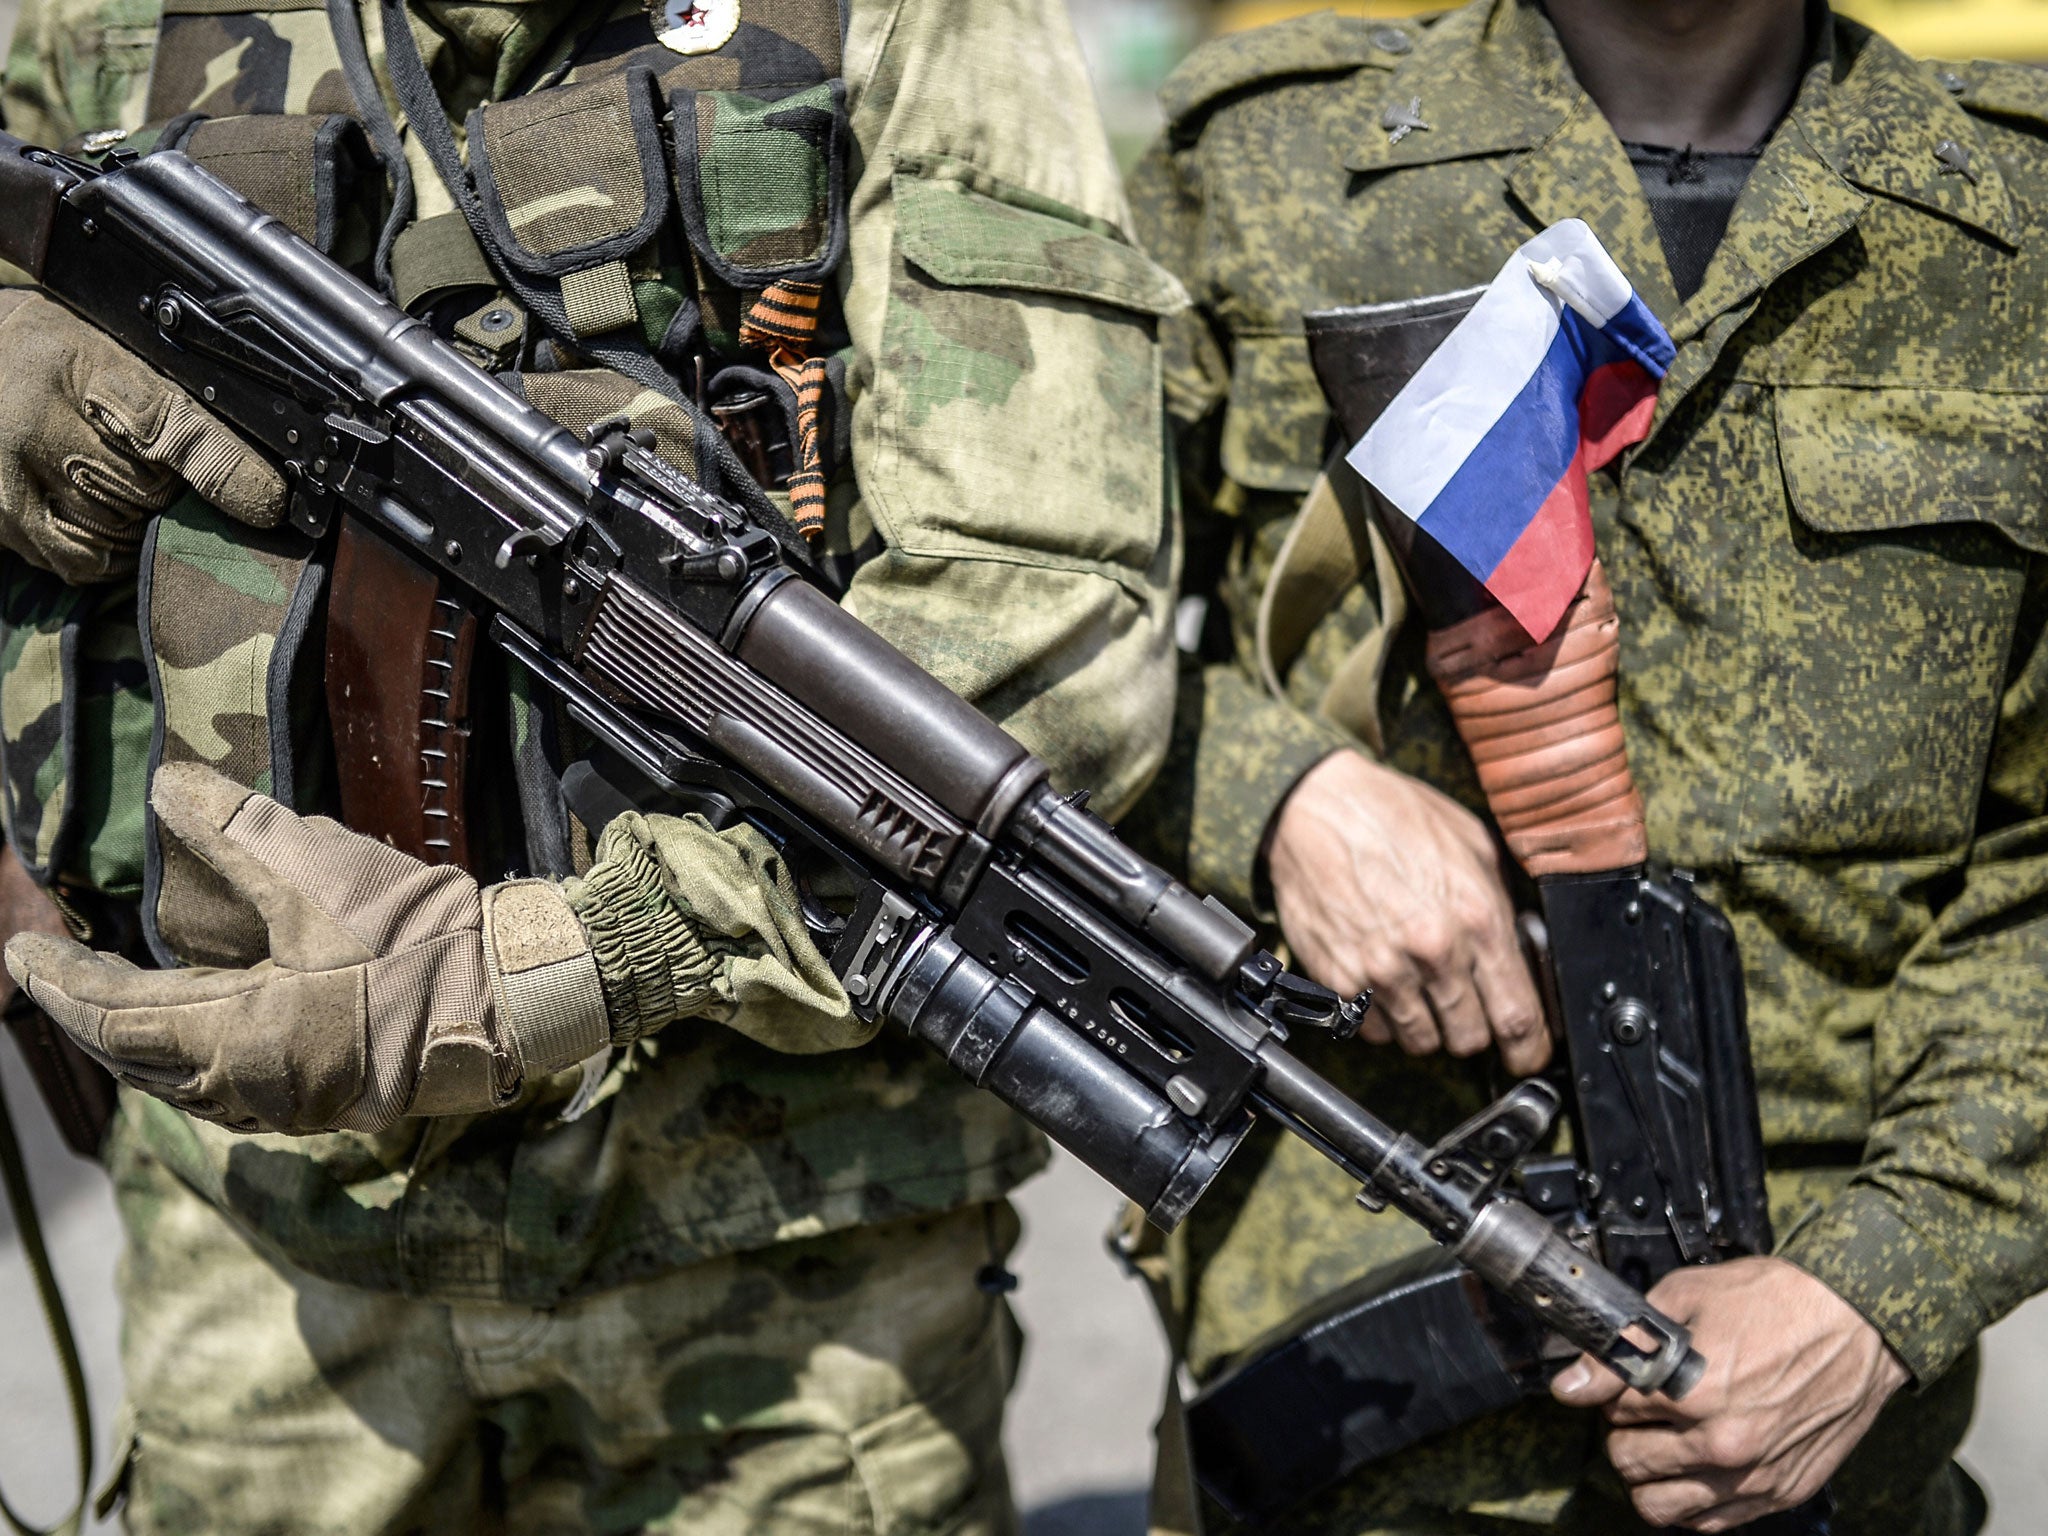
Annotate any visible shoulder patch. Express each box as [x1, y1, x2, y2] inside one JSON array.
[[1930, 58, 2048, 128], [1159, 12, 1419, 130]]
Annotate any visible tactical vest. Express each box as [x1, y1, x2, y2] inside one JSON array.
[[0, 0, 858, 964]]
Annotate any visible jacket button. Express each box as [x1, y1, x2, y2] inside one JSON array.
[[1937, 70, 1967, 95], [1370, 25, 1413, 54]]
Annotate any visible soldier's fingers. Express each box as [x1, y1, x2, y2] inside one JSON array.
[[1356, 1007, 1394, 1046], [6, 931, 185, 1083], [1471, 935, 1551, 1074], [150, 763, 381, 971], [148, 395, 287, 528], [1600, 1381, 1704, 1427], [1421, 970, 1491, 1057], [1604, 1422, 1724, 1484], [1550, 1354, 1629, 1408], [1346, 940, 1438, 1053], [1377, 984, 1443, 1056], [1626, 1473, 1743, 1532]]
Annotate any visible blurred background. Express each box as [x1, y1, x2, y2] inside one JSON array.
[[9, 3, 2048, 1536]]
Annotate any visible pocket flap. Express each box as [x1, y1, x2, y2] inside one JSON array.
[[167, 113, 376, 254], [467, 66, 670, 279], [1775, 386, 2048, 555], [895, 173, 1188, 316], [672, 80, 848, 286]]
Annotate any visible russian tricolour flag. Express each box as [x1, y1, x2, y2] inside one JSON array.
[[1348, 220, 1675, 642]]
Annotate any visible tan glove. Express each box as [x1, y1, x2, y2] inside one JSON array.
[[3, 763, 860, 1136], [0, 291, 286, 583]]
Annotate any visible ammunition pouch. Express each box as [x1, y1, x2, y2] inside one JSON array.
[[468, 68, 674, 343], [138, 496, 329, 967], [670, 80, 850, 291], [162, 111, 382, 257]]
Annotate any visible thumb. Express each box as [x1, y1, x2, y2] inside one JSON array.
[[1550, 1354, 1628, 1409], [149, 394, 287, 528], [150, 763, 371, 971]]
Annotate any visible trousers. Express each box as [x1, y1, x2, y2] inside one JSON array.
[[106, 1117, 1023, 1536]]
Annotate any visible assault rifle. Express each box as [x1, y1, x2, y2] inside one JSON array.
[[0, 135, 1705, 1404]]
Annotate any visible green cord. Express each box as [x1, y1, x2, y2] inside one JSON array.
[[0, 1073, 92, 1536]]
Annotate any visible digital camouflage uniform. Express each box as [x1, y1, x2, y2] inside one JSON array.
[[1127, 4, 2048, 1532], [0, 0, 1182, 1530]]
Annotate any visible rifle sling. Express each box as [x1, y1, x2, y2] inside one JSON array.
[[1253, 459, 1410, 758], [0, 1066, 93, 1536]]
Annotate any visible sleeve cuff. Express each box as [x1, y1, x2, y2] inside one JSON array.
[[1185, 668, 1357, 920], [1777, 1181, 1988, 1384], [567, 817, 726, 1044]]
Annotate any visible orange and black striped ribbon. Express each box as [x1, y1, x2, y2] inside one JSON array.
[[740, 279, 829, 541]]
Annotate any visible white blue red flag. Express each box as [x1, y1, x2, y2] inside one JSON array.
[[1347, 220, 1675, 642]]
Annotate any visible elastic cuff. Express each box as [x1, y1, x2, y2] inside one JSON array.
[[1777, 1181, 1986, 1384], [1188, 677, 1356, 920], [568, 833, 724, 1042]]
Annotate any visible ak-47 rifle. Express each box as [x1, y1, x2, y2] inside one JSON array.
[[0, 136, 1706, 1408]]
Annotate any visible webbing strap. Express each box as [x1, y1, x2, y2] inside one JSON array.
[[1254, 461, 1410, 757], [323, 0, 414, 298], [0, 1074, 92, 1536], [371, 0, 814, 569]]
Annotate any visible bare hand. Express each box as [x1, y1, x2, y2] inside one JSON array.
[[1266, 750, 1549, 1074], [1552, 1256, 1910, 1531]]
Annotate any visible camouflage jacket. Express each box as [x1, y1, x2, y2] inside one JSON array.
[[1129, 0, 2048, 1423], [0, 0, 1181, 1303]]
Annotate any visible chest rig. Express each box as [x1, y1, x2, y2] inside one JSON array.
[[104, 0, 856, 963]]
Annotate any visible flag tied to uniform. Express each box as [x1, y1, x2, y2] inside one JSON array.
[[1347, 219, 1676, 642]]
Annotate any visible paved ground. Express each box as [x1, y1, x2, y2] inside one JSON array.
[[5, 1035, 2048, 1536]]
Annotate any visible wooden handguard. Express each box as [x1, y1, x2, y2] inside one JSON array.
[[1424, 561, 1647, 876]]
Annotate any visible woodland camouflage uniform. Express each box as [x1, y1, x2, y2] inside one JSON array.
[[1127, 3, 2048, 1532], [0, 0, 1182, 1530]]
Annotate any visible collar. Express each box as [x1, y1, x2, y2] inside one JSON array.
[[1342, 1, 2015, 252], [1822, 21, 2017, 248], [1341, 1, 1571, 177]]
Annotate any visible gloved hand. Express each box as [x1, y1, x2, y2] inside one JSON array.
[[3, 764, 860, 1136], [0, 291, 285, 583]]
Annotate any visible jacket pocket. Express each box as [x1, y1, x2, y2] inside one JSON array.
[[1751, 386, 2041, 858], [672, 80, 849, 288], [869, 168, 1183, 579], [466, 67, 672, 339]]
